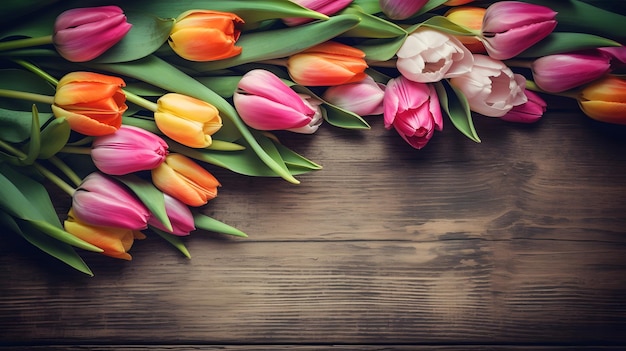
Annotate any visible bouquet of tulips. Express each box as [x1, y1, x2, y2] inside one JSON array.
[[0, 0, 624, 276]]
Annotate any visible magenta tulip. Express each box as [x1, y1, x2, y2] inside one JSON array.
[[72, 172, 150, 230], [532, 51, 611, 93], [234, 69, 323, 133], [322, 76, 385, 116], [501, 89, 546, 123], [283, 0, 353, 26], [449, 54, 527, 117], [383, 76, 443, 149], [91, 125, 169, 175], [148, 194, 196, 236], [480, 1, 557, 60], [379, 0, 428, 20], [53, 6, 132, 62]]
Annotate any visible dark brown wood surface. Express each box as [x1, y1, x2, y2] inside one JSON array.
[[1, 97, 626, 350]]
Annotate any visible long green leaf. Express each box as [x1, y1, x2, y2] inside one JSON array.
[[115, 174, 172, 232], [340, 6, 407, 38], [18, 105, 41, 166], [33, 117, 71, 159], [518, 32, 621, 58], [150, 227, 191, 258], [435, 80, 480, 143], [193, 212, 248, 238]]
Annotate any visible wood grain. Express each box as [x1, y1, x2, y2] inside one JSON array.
[[1, 103, 626, 349]]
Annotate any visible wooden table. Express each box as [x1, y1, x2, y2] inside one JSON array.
[[1, 97, 626, 350]]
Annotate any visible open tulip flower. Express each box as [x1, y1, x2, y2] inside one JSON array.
[[52, 71, 127, 136], [64, 209, 146, 261], [53, 5, 132, 62], [148, 194, 196, 236], [480, 1, 557, 60], [287, 41, 368, 86], [396, 27, 474, 83], [152, 154, 221, 207], [531, 51, 612, 93], [323, 75, 385, 116], [72, 172, 151, 230], [154, 93, 223, 148], [168, 10, 244, 62], [578, 75, 626, 125], [449, 54, 527, 117], [283, 0, 352, 26], [384, 76, 443, 149], [91, 125, 169, 175], [234, 69, 323, 133]]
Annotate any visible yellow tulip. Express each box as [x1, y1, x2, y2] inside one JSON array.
[[579, 76, 626, 125]]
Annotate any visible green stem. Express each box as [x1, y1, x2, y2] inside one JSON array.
[[504, 59, 533, 69], [48, 156, 83, 187], [13, 59, 59, 85], [60, 146, 92, 155], [0, 89, 54, 104], [0, 35, 53, 52], [124, 90, 158, 111]]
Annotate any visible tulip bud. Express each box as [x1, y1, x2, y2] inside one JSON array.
[[444, 0, 475, 5], [449, 54, 527, 117], [283, 0, 353, 26], [322, 75, 385, 116], [287, 41, 368, 86], [379, 0, 428, 20], [64, 209, 145, 261], [168, 10, 244, 61], [501, 89, 546, 123], [52, 71, 127, 136], [53, 6, 132, 62], [481, 1, 557, 60], [154, 93, 222, 148], [578, 75, 626, 125], [148, 194, 196, 236], [72, 172, 151, 230], [383, 76, 443, 149], [91, 125, 169, 175], [444, 6, 486, 53], [531, 51, 611, 93], [151, 154, 220, 207], [234, 69, 323, 133], [396, 27, 474, 83]]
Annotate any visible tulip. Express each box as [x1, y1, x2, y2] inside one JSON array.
[[64, 209, 146, 261], [449, 54, 527, 117], [52, 71, 127, 136], [91, 125, 169, 175], [168, 10, 244, 61], [154, 93, 222, 148], [578, 75, 626, 125], [531, 51, 611, 93], [395, 27, 474, 83], [287, 41, 368, 86], [234, 69, 323, 133], [322, 75, 385, 116], [151, 154, 220, 207], [53, 6, 132, 62], [383, 76, 443, 149], [501, 89, 546, 123], [481, 1, 557, 60], [444, 6, 486, 53], [148, 194, 196, 236], [283, 0, 353, 26], [72, 172, 150, 230], [379, 0, 428, 20], [445, 0, 475, 5]]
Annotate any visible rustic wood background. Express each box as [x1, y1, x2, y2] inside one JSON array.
[[1, 96, 626, 350]]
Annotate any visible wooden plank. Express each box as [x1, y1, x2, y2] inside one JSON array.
[[1, 346, 624, 351]]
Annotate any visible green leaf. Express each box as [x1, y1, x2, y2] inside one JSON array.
[[150, 226, 191, 258], [340, 6, 407, 38], [29, 219, 103, 253], [351, 0, 382, 14], [434, 80, 480, 143], [517, 32, 621, 58], [354, 35, 407, 61], [0, 68, 55, 112], [417, 16, 479, 36], [273, 141, 323, 171], [33, 117, 71, 159], [17, 105, 41, 166], [193, 212, 248, 238], [291, 85, 371, 130], [114, 174, 172, 232]]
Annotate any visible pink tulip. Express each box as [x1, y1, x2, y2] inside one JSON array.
[[91, 125, 169, 175], [384, 76, 443, 149], [148, 194, 196, 236], [233, 69, 323, 133], [283, 0, 353, 26], [322, 76, 385, 116], [396, 27, 473, 83], [53, 6, 132, 62], [531, 51, 611, 93], [72, 172, 150, 230], [481, 1, 557, 60], [501, 89, 546, 123], [379, 0, 428, 20]]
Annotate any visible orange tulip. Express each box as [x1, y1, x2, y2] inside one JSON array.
[[444, 6, 486, 53], [579, 76, 626, 125], [64, 209, 146, 261], [154, 93, 222, 148], [151, 154, 220, 207], [168, 10, 244, 61], [52, 71, 127, 136], [287, 41, 368, 86]]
